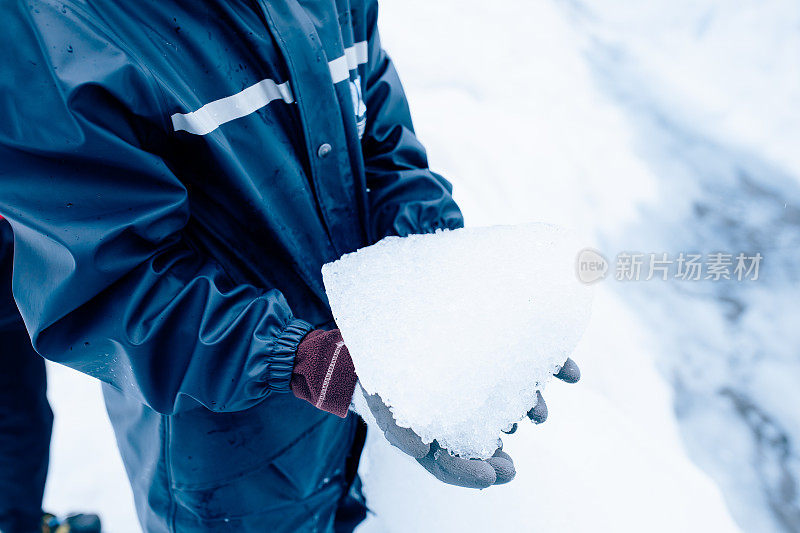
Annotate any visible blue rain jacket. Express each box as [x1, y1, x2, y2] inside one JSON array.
[[0, 0, 463, 530]]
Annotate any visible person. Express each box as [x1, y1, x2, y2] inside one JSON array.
[[0, 218, 102, 533], [0, 1, 579, 531]]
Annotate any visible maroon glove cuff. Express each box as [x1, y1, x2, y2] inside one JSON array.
[[291, 329, 358, 418]]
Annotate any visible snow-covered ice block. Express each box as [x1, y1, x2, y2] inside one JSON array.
[[322, 224, 592, 458]]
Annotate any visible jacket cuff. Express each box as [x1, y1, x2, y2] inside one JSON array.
[[266, 318, 313, 393]]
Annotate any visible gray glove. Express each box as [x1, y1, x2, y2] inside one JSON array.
[[362, 388, 515, 489], [504, 357, 581, 434]]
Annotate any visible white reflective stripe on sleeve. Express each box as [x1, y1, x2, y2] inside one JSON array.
[[171, 79, 294, 135], [345, 47, 358, 70], [328, 40, 369, 84], [353, 41, 368, 65], [171, 40, 369, 135], [329, 55, 351, 84]]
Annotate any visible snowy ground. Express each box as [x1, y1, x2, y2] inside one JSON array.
[[43, 0, 798, 531]]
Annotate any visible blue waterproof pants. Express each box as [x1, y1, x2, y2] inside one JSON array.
[[0, 222, 53, 533]]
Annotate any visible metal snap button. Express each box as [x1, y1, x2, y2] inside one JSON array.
[[317, 143, 332, 158]]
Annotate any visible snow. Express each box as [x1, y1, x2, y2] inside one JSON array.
[[323, 224, 592, 458], [40, 0, 798, 531], [356, 295, 741, 533], [578, 0, 800, 183], [42, 364, 136, 533], [352, 288, 743, 531]]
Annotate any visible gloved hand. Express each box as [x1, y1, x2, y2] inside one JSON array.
[[503, 357, 581, 434], [360, 386, 516, 489], [291, 329, 569, 488]]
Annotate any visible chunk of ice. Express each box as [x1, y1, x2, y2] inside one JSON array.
[[322, 224, 592, 458]]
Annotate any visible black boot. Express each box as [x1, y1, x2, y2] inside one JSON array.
[[42, 512, 102, 533]]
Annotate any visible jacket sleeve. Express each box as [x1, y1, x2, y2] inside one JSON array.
[[361, 0, 465, 241], [0, 5, 311, 414]]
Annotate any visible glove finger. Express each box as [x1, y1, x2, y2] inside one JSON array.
[[555, 358, 581, 383], [417, 443, 496, 489], [527, 391, 548, 424], [487, 449, 516, 484]]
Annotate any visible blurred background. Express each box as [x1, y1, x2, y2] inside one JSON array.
[[44, 0, 799, 531]]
